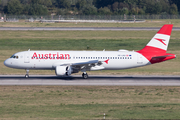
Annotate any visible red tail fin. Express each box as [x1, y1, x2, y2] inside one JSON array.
[[137, 24, 175, 64]]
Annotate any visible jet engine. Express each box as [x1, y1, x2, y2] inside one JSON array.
[[55, 66, 72, 76]]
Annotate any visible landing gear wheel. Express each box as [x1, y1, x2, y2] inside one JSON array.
[[82, 73, 88, 79], [25, 69, 29, 78], [25, 74, 29, 78]]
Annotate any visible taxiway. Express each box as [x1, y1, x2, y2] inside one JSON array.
[[0, 27, 180, 31]]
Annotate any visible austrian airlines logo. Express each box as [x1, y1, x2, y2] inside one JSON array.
[[154, 38, 167, 46], [104, 59, 109, 64]]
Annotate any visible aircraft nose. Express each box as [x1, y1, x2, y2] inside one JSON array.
[[4, 59, 11, 67]]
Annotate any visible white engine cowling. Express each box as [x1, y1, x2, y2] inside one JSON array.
[[55, 66, 72, 76]]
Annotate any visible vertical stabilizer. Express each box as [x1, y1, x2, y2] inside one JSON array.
[[138, 24, 173, 53], [137, 24, 175, 64]]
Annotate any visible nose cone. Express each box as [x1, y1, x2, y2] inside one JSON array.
[[4, 59, 11, 67]]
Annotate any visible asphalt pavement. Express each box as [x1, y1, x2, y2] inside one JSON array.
[[0, 75, 180, 86]]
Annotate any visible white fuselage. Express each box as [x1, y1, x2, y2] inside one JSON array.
[[4, 50, 150, 70]]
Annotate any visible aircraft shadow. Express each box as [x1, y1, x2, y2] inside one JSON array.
[[0, 75, 180, 81]]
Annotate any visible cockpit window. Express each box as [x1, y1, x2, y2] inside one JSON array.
[[10, 55, 19, 59], [10, 55, 14, 58]]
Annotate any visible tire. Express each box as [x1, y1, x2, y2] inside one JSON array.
[[82, 73, 88, 79], [25, 74, 29, 78]]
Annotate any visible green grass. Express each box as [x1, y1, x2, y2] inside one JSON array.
[[1, 86, 180, 119], [0, 30, 180, 75], [0, 38, 150, 50], [0, 30, 179, 51], [0, 38, 179, 51], [1, 103, 180, 119], [1, 19, 180, 27]]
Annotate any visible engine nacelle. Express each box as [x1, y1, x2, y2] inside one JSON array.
[[55, 66, 72, 76], [55, 66, 67, 76]]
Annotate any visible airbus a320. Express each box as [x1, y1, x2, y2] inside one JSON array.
[[4, 24, 176, 79]]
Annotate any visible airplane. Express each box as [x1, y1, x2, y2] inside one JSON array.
[[4, 24, 176, 79]]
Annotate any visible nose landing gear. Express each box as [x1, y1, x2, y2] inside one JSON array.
[[25, 69, 29, 78]]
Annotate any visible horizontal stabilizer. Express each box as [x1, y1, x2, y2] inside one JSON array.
[[152, 55, 173, 59], [150, 54, 176, 64]]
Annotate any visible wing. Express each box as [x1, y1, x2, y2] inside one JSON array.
[[61, 60, 99, 66], [52, 60, 104, 72]]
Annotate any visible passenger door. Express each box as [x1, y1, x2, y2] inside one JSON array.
[[24, 53, 30, 63]]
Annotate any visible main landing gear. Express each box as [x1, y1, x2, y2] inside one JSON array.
[[25, 69, 29, 78], [82, 72, 88, 79]]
